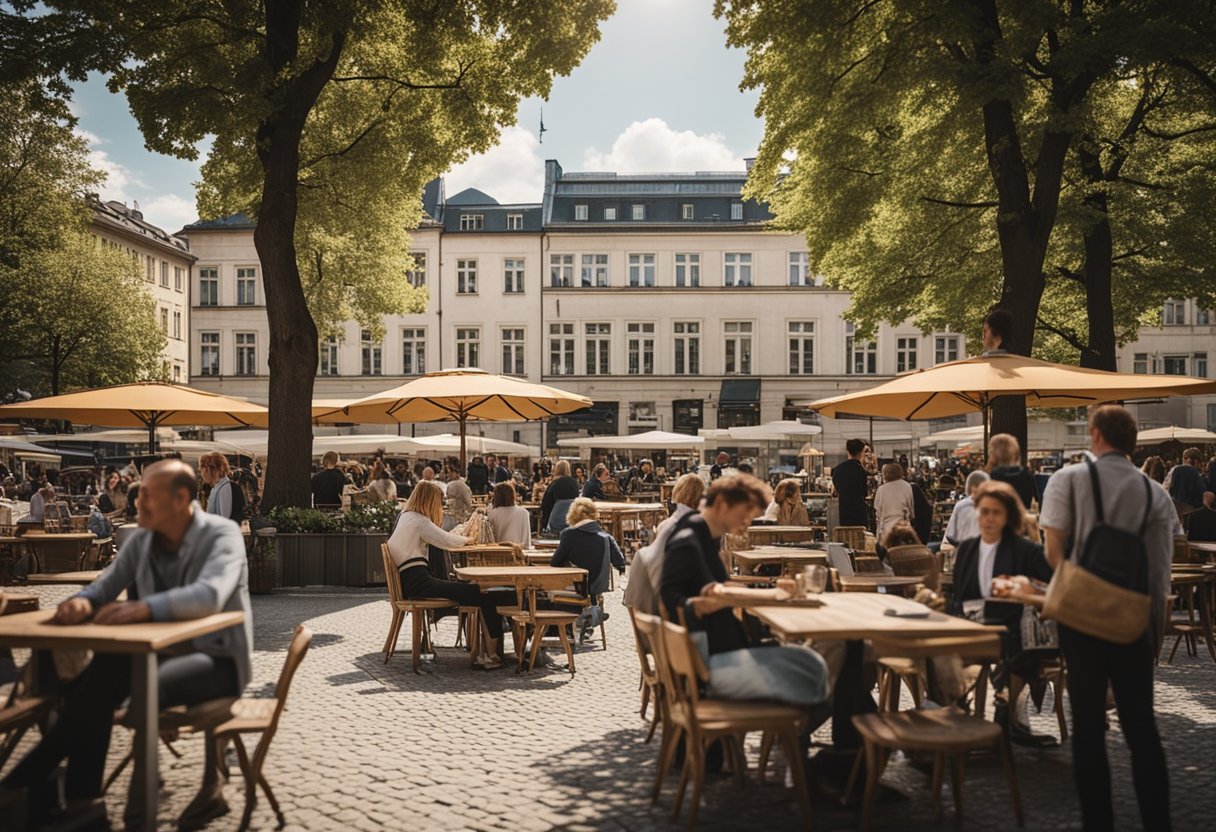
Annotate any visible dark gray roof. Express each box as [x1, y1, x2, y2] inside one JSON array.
[[442, 204, 543, 233], [446, 187, 499, 206], [180, 213, 256, 232], [89, 197, 194, 257]]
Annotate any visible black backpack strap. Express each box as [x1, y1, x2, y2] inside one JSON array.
[[1138, 475, 1154, 537], [1084, 457, 1104, 524]]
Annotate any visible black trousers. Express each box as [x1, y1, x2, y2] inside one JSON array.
[[400, 565, 503, 639], [1058, 625, 1171, 832], [4, 651, 238, 817]]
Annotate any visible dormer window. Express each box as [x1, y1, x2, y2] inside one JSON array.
[[574, 204, 588, 221], [681, 204, 694, 220], [632, 204, 645, 221]]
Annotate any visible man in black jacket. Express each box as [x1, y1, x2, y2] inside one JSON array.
[[831, 438, 870, 528]]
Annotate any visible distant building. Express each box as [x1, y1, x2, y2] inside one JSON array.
[[89, 196, 194, 382], [177, 161, 1216, 455], [1120, 298, 1216, 433]]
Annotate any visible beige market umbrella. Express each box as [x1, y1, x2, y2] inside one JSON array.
[[314, 369, 592, 468], [808, 353, 1216, 451], [1136, 425, 1216, 444], [0, 382, 269, 453]]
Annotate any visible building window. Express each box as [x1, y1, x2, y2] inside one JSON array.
[[199, 267, 218, 306], [681, 203, 694, 220], [457, 259, 478, 294], [360, 330, 382, 375], [585, 323, 611, 375], [897, 336, 918, 373], [629, 401, 658, 423], [174, 266, 184, 292], [788, 252, 811, 286], [506, 213, 523, 230], [402, 328, 426, 375], [159, 307, 168, 332], [200, 332, 220, 376], [1208, 403, 1216, 433], [235, 332, 256, 376], [627, 322, 655, 375], [459, 214, 484, 231], [628, 253, 655, 287], [631, 204, 645, 221], [236, 267, 257, 305], [1163, 298, 1186, 325], [549, 254, 574, 288], [574, 204, 588, 221], [145, 255, 155, 282], [730, 202, 743, 221], [1197, 308, 1211, 325], [788, 321, 814, 375], [580, 254, 609, 287], [549, 323, 575, 375], [1133, 352, 1149, 374], [456, 327, 480, 368], [603, 206, 617, 221], [724, 321, 753, 374], [674, 322, 700, 375], [319, 337, 339, 376], [934, 334, 960, 365], [503, 258, 525, 293], [159, 261, 169, 287], [846, 323, 877, 374], [172, 310, 182, 340], [724, 252, 752, 287], [406, 252, 426, 287], [501, 328, 525, 376], [1195, 352, 1208, 378], [1163, 354, 1188, 375], [674, 253, 700, 287], [173, 364, 182, 382]]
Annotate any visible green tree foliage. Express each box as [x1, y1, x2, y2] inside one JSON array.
[[9, 1, 614, 506], [717, 0, 1215, 449], [2, 230, 166, 396]]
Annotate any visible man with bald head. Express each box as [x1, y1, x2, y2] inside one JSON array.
[[2, 459, 253, 829]]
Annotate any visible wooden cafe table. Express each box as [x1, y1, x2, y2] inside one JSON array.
[[732, 548, 828, 576], [747, 525, 824, 546], [838, 574, 926, 595], [25, 570, 104, 586], [750, 593, 1005, 642], [454, 566, 587, 664], [1185, 540, 1216, 561], [0, 609, 244, 825]]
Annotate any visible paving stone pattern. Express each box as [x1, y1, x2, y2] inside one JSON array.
[[7, 580, 1215, 830]]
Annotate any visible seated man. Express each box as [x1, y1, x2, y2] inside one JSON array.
[[1, 459, 253, 829], [661, 475, 834, 789], [1187, 491, 1216, 542]]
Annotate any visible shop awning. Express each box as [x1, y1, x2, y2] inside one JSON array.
[[719, 379, 761, 404]]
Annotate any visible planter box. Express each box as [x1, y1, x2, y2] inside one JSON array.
[[274, 532, 388, 587]]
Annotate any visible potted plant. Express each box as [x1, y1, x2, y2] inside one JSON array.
[[247, 528, 277, 594], [342, 502, 401, 586], [266, 507, 343, 586]]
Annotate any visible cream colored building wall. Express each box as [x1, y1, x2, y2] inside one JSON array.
[[1118, 297, 1216, 431], [91, 227, 192, 382]]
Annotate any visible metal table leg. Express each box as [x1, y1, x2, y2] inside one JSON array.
[[130, 653, 159, 829]]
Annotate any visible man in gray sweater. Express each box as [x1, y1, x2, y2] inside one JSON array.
[[2, 459, 252, 829]]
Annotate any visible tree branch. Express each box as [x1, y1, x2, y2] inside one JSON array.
[[1168, 57, 1216, 98], [1036, 315, 1087, 352], [919, 196, 999, 209], [301, 117, 385, 169], [1142, 122, 1216, 141], [839, 165, 881, 177], [1054, 265, 1087, 286], [331, 61, 474, 91]]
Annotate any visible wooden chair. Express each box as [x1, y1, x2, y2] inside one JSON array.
[[0, 659, 48, 769], [627, 608, 663, 743], [852, 555, 886, 575], [379, 544, 456, 673], [1173, 536, 1196, 564], [846, 708, 1023, 831], [1165, 573, 1216, 663], [211, 625, 313, 831], [655, 618, 812, 830], [511, 578, 580, 674], [831, 525, 867, 552], [102, 697, 238, 795], [464, 545, 523, 567], [887, 544, 940, 590], [870, 634, 1001, 715]]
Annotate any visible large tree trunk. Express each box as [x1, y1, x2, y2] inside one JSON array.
[[1077, 145, 1118, 371], [255, 8, 345, 509]]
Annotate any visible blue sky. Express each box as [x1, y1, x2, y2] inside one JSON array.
[[70, 0, 762, 231]]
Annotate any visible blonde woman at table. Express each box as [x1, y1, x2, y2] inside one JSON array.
[[388, 482, 505, 670], [762, 478, 810, 526], [486, 481, 531, 547]]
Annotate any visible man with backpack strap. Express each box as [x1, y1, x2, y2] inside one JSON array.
[[1040, 405, 1175, 831]]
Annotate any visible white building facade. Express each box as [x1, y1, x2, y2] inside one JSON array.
[[89, 198, 194, 382], [179, 161, 1216, 456]]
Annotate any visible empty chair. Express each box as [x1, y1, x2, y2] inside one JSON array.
[[886, 543, 940, 590]]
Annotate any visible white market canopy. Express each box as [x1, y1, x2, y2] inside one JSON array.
[[210, 431, 539, 459], [407, 433, 539, 457], [557, 430, 705, 451], [700, 421, 823, 443], [918, 425, 985, 447], [1137, 426, 1216, 444]]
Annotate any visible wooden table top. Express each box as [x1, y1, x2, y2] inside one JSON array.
[[751, 594, 1005, 641], [0, 593, 39, 615], [25, 570, 102, 585], [0, 610, 245, 653], [19, 533, 97, 542], [594, 502, 666, 513], [455, 565, 586, 591], [733, 551, 828, 566], [1186, 541, 1216, 555], [839, 575, 926, 590], [531, 539, 559, 549], [522, 551, 554, 565], [749, 525, 824, 533]]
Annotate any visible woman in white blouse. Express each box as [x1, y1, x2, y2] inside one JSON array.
[[873, 462, 914, 544], [486, 482, 531, 547], [387, 482, 504, 669]]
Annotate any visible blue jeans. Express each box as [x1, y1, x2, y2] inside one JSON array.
[[702, 640, 830, 706]]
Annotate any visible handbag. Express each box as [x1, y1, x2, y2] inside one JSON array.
[[1041, 461, 1153, 644]]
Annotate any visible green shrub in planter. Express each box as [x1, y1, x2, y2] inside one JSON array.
[[266, 506, 344, 534], [342, 501, 401, 534]]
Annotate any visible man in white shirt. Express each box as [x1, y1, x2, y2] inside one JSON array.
[[945, 470, 990, 545]]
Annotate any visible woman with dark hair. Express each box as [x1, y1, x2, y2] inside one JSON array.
[[1140, 455, 1166, 485], [951, 480, 1055, 745], [629, 459, 658, 494]]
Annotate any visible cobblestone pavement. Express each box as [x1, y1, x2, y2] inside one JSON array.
[[6, 581, 1215, 831]]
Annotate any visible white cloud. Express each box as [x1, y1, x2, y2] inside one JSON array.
[[141, 194, 199, 232], [583, 118, 745, 173], [76, 128, 144, 202], [444, 126, 544, 204]]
